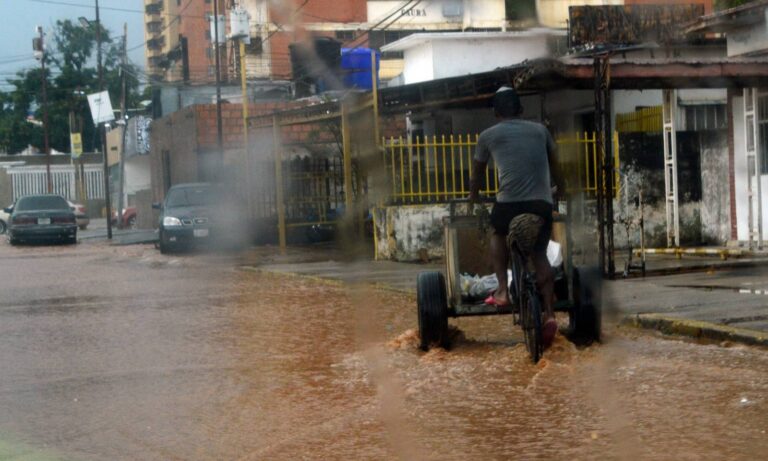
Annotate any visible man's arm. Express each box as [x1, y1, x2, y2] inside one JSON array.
[[469, 133, 490, 202], [546, 131, 565, 197]]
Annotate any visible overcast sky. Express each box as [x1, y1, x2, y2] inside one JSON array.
[[1, 0, 146, 91]]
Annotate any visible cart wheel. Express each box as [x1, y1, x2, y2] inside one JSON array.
[[570, 266, 602, 344], [520, 284, 543, 363], [417, 271, 449, 351]]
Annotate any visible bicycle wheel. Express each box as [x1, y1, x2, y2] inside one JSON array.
[[508, 247, 523, 316], [519, 278, 544, 364]]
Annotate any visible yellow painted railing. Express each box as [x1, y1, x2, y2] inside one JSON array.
[[382, 131, 620, 204], [616, 106, 663, 133]]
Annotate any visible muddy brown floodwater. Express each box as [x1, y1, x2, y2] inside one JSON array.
[[0, 244, 766, 460]]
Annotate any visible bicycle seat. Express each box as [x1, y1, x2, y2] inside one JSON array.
[[507, 213, 545, 256]]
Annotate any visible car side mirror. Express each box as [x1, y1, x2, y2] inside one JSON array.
[[3, 207, 12, 213], [152, 202, 162, 210]]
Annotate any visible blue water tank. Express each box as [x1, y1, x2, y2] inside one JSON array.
[[341, 48, 380, 90]]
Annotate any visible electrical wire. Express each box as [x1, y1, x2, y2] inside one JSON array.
[[25, 0, 207, 19]]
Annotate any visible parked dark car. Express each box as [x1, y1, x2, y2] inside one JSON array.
[[153, 183, 250, 253], [5, 195, 78, 245]]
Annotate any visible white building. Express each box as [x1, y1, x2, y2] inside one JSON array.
[[381, 30, 562, 85]]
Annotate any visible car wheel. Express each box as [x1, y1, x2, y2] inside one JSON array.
[[127, 216, 137, 229], [0, 220, 6, 235], [9, 235, 18, 246], [79, 224, 87, 231], [159, 230, 172, 254]]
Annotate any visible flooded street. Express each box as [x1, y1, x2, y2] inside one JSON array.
[[0, 242, 766, 460]]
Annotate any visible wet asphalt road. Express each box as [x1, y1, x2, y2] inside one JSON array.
[[0, 240, 766, 460]]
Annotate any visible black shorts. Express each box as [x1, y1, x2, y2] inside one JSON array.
[[490, 200, 553, 252]]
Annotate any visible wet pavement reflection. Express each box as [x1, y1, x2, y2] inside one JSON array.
[[0, 242, 766, 460]]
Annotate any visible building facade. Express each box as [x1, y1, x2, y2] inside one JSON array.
[[143, 0, 228, 84]]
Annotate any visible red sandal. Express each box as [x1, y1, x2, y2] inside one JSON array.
[[484, 294, 512, 308]]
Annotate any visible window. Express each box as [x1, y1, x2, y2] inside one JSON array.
[[245, 37, 263, 56], [682, 104, 727, 131], [758, 95, 768, 174], [206, 47, 214, 59], [505, 0, 536, 21], [335, 31, 355, 42], [205, 29, 210, 41]]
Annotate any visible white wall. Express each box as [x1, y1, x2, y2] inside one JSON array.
[[727, 16, 768, 57], [401, 34, 550, 84], [763, 175, 768, 241], [402, 41, 434, 84], [125, 155, 152, 199], [431, 36, 549, 81], [733, 94, 750, 241], [367, 0, 506, 29], [732, 93, 768, 243]]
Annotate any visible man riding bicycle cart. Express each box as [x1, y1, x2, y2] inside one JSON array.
[[416, 87, 602, 363]]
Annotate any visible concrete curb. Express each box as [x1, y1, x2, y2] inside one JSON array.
[[622, 313, 768, 347], [618, 258, 768, 278]]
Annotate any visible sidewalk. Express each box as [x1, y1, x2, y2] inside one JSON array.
[[79, 218, 158, 245], [245, 244, 768, 347]]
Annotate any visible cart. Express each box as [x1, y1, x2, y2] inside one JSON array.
[[417, 200, 602, 363]]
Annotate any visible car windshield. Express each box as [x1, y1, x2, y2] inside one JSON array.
[[165, 187, 219, 207], [15, 195, 70, 211]]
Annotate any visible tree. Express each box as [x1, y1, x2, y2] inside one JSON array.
[[714, 0, 751, 10], [0, 19, 140, 155]]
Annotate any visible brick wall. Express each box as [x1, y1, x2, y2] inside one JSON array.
[[149, 107, 199, 202]]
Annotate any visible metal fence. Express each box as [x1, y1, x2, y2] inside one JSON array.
[[381, 132, 620, 204], [8, 165, 104, 201], [616, 106, 663, 133]]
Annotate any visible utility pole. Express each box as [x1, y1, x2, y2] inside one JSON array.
[[34, 26, 52, 193], [95, 0, 113, 239], [118, 23, 127, 229], [213, 0, 224, 178]]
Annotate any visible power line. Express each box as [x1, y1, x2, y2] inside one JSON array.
[[26, 0, 207, 19]]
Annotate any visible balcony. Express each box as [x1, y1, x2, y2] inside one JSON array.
[[145, 1, 163, 16], [147, 36, 166, 51], [146, 18, 164, 34]]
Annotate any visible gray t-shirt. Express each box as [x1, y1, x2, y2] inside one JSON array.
[[474, 119, 555, 204]]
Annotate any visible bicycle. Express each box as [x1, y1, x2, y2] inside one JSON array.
[[506, 213, 547, 363]]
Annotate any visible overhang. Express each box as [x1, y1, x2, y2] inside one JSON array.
[[380, 29, 565, 52], [379, 57, 768, 113], [685, 0, 768, 34]]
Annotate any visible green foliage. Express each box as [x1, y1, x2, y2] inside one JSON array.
[[0, 19, 141, 155], [714, 0, 751, 10]]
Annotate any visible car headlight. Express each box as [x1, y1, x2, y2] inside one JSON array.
[[163, 216, 182, 227]]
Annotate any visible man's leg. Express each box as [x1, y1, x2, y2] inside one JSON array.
[[490, 232, 510, 305]]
